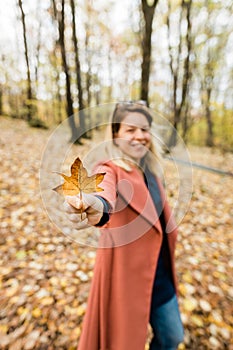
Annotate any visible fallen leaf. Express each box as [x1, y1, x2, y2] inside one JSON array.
[[191, 315, 204, 327], [40, 297, 54, 306], [53, 157, 106, 198], [32, 308, 42, 318], [183, 297, 198, 312], [0, 324, 8, 334], [1, 118, 233, 349], [9, 338, 24, 350], [23, 330, 41, 350], [209, 336, 221, 348], [199, 299, 212, 312]]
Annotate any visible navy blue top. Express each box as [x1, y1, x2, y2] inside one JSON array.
[[144, 167, 175, 307], [96, 166, 175, 307]]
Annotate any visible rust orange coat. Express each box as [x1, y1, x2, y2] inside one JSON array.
[[77, 161, 178, 350]]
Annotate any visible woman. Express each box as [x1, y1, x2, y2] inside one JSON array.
[[65, 101, 184, 350]]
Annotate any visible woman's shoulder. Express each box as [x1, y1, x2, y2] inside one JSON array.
[[94, 159, 117, 172], [92, 160, 121, 180], [94, 159, 134, 173]]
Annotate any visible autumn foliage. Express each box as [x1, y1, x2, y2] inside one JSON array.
[[0, 117, 232, 349]]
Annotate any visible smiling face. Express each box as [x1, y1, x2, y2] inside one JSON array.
[[114, 112, 151, 163]]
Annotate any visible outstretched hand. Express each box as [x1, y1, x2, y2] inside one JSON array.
[[64, 193, 104, 229]]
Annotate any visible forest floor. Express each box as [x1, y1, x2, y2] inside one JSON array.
[[0, 116, 233, 350]]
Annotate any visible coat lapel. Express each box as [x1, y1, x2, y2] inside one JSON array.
[[115, 165, 163, 235]]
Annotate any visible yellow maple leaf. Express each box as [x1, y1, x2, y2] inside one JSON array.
[[32, 307, 42, 318], [53, 157, 106, 199]]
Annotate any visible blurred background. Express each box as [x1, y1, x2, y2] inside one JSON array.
[[0, 1, 233, 349], [0, 0, 233, 149]]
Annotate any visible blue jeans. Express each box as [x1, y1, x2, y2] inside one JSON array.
[[149, 294, 184, 350]]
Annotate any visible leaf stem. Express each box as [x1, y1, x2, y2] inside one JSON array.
[[80, 190, 83, 220]]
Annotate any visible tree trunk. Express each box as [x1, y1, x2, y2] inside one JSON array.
[[57, 0, 78, 142], [70, 0, 87, 140], [140, 0, 159, 105], [182, 100, 189, 142], [85, 3, 92, 107], [203, 0, 214, 147], [35, 1, 42, 88], [205, 87, 214, 147], [180, 0, 192, 140], [51, 0, 62, 124], [52, 64, 63, 124], [167, 0, 182, 146], [167, 0, 192, 147], [18, 0, 33, 121]]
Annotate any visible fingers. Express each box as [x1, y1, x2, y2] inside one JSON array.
[[66, 195, 84, 211], [68, 211, 87, 222], [74, 217, 89, 229], [63, 201, 80, 214], [63, 198, 88, 227], [63, 194, 104, 229]]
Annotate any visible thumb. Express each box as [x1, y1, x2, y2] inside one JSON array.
[[66, 195, 86, 211]]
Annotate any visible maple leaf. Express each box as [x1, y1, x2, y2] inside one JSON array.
[[53, 157, 106, 199]]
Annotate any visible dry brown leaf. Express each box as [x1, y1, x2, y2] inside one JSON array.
[[23, 330, 41, 350], [53, 157, 106, 199], [1, 117, 233, 350]]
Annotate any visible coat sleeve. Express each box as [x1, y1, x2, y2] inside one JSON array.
[[94, 196, 111, 226], [94, 162, 118, 211]]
